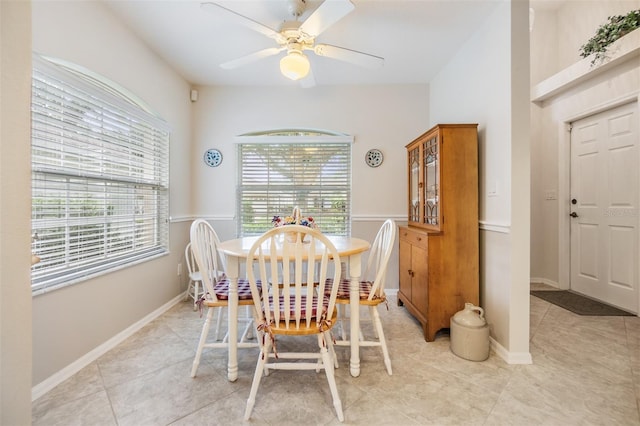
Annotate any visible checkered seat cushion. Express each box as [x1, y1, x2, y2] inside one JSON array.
[[324, 278, 374, 300], [267, 294, 330, 319], [213, 275, 259, 300]]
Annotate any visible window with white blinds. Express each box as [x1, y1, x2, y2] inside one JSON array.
[[31, 55, 170, 294], [237, 141, 351, 236]]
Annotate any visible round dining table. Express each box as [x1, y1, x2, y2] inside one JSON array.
[[217, 234, 371, 381]]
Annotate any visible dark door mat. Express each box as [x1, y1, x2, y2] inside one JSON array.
[[531, 290, 634, 316]]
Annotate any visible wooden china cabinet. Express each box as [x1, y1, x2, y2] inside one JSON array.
[[398, 124, 479, 342]]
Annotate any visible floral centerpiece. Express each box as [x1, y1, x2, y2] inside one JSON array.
[[272, 206, 317, 242], [271, 215, 317, 229]]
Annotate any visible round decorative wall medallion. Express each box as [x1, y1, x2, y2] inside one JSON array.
[[203, 148, 223, 167], [365, 149, 384, 168]]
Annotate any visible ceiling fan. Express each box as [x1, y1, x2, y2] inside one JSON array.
[[201, 0, 384, 86]]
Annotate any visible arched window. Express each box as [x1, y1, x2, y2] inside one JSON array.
[[236, 129, 352, 236], [30, 54, 170, 294]]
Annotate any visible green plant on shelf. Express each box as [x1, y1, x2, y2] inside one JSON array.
[[579, 9, 640, 66]]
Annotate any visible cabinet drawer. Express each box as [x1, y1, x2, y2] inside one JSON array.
[[399, 228, 429, 250]]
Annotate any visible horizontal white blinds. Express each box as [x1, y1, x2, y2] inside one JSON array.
[[31, 55, 170, 293], [238, 143, 351, 236]]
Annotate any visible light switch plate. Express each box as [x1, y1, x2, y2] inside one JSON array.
[[487, 180, 498, 197]]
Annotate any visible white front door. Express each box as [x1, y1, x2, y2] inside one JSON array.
[[570, 101, 639, 313]]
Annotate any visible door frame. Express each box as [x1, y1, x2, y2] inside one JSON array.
[[558, 93, 640, 311]]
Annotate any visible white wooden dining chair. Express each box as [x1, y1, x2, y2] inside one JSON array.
[[189, 219, 258, 378], [244, 225, 344, 422], [184, 242, 204, 311], [326, 219, 396, 375], [185, 237, 242, 339]]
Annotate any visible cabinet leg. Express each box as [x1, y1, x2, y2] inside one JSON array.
[[397, 297, 404, 307], [423, 326, 440, 342]]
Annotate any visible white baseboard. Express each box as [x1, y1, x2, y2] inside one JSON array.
[[490, 337, 533, 364], [530, 277, 560, 288], [385, 288, 398, 296], [32, 293, 185, 401], [387, 289, 532, 364]]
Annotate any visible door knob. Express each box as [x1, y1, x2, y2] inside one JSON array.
[[571, 198, 577, 205], [570, 212, 578, 218]]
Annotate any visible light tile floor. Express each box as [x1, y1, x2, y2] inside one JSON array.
[[33, 286, 640, 425]]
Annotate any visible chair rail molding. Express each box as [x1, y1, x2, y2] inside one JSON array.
[[479, 220, 511, 234], [352, 214, 405, 222], [171, 215, 235, 223]]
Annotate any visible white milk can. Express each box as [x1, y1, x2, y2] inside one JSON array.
[[450, 303, 490, 361]]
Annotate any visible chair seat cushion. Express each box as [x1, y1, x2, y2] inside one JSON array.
[[324, 278, 373, 299], [214, 277, 258, 300], [262, 294, 336, 336], [268, 294, 329, 319]]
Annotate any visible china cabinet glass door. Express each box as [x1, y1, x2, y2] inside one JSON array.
[[423, 135, 439, 226], [409, 145, 420, 223]]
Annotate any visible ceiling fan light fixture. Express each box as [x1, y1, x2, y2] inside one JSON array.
[[280, 50, 310, 80]]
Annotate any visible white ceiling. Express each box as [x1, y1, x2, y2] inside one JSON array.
[[103, 0, 514, 87]]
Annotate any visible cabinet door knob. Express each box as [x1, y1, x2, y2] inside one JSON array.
[[408, 269, 414, 277]]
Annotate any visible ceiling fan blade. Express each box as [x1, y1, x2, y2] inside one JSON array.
[[220, 47, 285, 69], [313, 44, 384, 68], [201, 2, 281, 40], [299, 68, 316, 88], [299, 0, 355, 37]]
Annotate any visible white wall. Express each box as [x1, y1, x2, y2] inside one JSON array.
[[191, 84, 429, 284], [530, 7, 560, 285], [532, 49, 640, 293], [529, 0, 640, 286], [429, 1, 531, 361], [556, 0, 640, 71], [191, 84, 428, 221], [1, 1, 33, 423], [31, 1, 193, 386], [18, 0, 560, 399]]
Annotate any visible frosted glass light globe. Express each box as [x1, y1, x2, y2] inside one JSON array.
[[280, 51, 310, 80]]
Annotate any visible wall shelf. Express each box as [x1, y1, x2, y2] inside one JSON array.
[[531, 29, 640, 103]]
